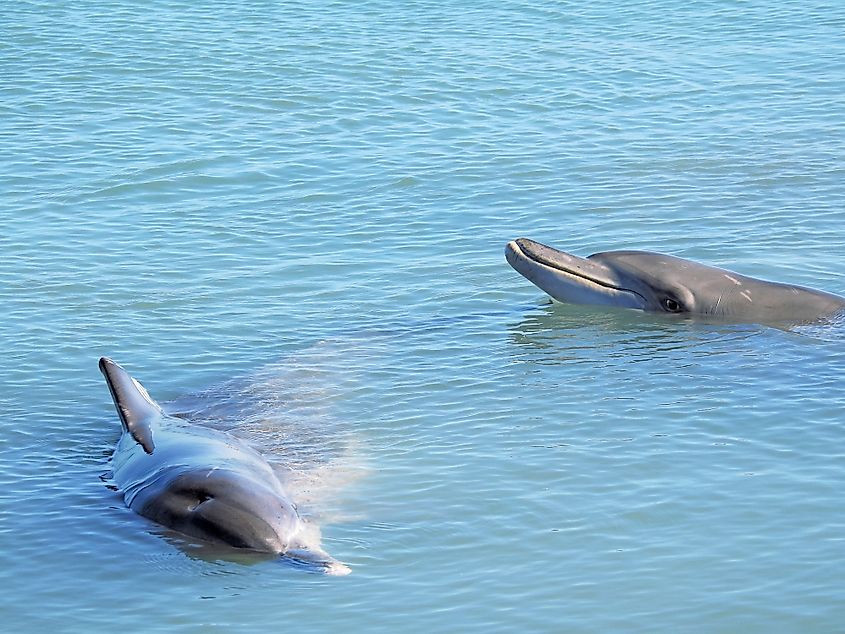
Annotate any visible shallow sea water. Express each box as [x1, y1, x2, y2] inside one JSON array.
[[2, 1, 845, 632]]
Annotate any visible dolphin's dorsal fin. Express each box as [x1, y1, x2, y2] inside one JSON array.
[[99, 357, 159, 454]]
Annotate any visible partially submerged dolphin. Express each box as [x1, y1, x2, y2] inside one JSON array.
[[99, 357, 349, 574], [506, 238, 845, 325]]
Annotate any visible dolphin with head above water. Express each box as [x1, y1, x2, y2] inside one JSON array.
[[99, 357, 349, 574], [506, 238, 845, 325]]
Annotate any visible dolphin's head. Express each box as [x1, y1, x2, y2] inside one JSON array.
[[506, 238, 845, 324], [137, 467, 301, 555], [506, 238, 756, 318]]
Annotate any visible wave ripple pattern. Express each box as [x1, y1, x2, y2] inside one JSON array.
[[2, 1, 844, 633]]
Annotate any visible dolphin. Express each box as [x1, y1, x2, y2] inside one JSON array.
[[99, 357, 349, 574], [505, 238, 845, 325]]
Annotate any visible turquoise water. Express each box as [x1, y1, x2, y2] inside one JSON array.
[[2, 0, 845, 631]]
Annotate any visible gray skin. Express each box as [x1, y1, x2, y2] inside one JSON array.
[[99, 357, 348, 574], [506, 238, 845, 325]]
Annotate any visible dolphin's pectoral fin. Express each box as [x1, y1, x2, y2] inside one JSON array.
[[283, 548, 351, 576]]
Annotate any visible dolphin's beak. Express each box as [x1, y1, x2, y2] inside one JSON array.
[[505, 238, 645, 309]]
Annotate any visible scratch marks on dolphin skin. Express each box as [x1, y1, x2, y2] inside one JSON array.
[[740, 290, 753, 303], [724, 274, 743, 286]]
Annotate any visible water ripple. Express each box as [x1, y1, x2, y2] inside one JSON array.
[[3, 0, 845, 631]]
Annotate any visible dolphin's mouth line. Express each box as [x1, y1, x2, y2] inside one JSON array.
[[509, 240, 647, 304]]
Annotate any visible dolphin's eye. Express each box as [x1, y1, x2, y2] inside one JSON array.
[[662, 298, 683, 313]]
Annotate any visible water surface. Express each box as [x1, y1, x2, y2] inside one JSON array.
[[2, 1, 844, 632]]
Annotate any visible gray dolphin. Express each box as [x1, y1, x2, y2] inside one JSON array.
[[99, 357, 349, 574], [506, 238, 845, 325]]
